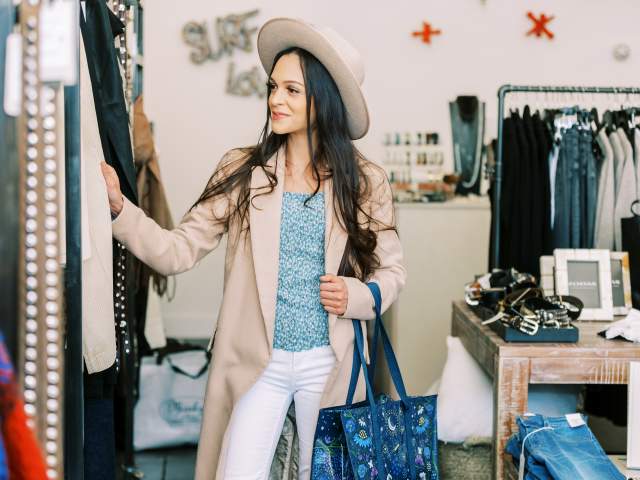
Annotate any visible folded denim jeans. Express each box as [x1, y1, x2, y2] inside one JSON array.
[[505, 414, 624, 480]]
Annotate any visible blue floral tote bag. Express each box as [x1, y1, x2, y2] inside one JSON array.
[[310, 283, 439, 480]]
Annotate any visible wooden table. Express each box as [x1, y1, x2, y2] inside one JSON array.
[[451, 300, 640, 480]]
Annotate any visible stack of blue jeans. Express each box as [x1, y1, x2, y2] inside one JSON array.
[[505, 414, 624, 480]]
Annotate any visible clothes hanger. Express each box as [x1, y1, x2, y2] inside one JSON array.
[[626, 107, 640, 129], [590, 107, 601, 132], [616, 109, 633, 140], [603, 110, 616, 135], [583, 108, 594, 131]]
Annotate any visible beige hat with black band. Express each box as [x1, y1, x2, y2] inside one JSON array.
[[257, 17, 370, 140]]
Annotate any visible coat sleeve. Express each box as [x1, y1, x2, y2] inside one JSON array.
[[340, 166, 407, 320], [111, 150, 241, 276]]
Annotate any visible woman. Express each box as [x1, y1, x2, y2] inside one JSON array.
[[102, 18, 406, 479]]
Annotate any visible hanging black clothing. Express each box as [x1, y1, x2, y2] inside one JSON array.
[[80, 2, 140, 476], [499, 117, 518, 270], [522, 107, 542, 276], [500, 107, 553, 276], [533, 112, 553, 255], [512, 112, 532, 273], [83, 365, 117, 480], [79, 0, 138, 205]]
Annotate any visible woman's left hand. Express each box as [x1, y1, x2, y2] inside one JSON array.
[[320, 274, 348, 316]]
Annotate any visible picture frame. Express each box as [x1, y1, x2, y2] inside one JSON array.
[[541, 251, 632, 317], [610, 252, 632, 315], [554, 249, 613, 321]]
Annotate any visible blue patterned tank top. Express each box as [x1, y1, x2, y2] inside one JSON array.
[[272, 191, 329, 351]]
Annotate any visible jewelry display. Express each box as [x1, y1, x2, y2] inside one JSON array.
[[381, 131, 451, 202]]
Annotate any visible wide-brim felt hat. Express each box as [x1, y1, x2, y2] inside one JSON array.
[[257, 17, 370, 140]]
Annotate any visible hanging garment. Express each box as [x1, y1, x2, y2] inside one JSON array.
[[487, 139, 498, 268], [80, 2, 139, 472], [548, 144, 560, 231], [523, 107, 542, 275], [553, 126, 576, 249], [80, 32, 119, 479], [581, 129, 598, 248], [79, 0, 137, 205], [610, 130, 624, 201], [83, 365, 117, 480], [513, 112, 533, 272], [449, 96, 485, 195], [80, 34, 116, 374], [594, 129, 616, 249], [610, 130, 625, 249], [532, 112, 553, 254], [614, 129, 637, 251], [133, 96, 174, 241], [568, 126, 583, 248], [143, 278, 168, 350], [619, 128, 637, 196], [80, 0, 138, 370], [133, 95, 173, 351], [0, 333, 47, 480], [499, 117, 519, 269]]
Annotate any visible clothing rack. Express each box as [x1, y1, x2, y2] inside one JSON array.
[[490, 84, 640, 270], [1, 1, 142, 477]]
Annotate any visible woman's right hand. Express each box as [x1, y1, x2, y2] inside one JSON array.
[[100, 161, 124, 216]]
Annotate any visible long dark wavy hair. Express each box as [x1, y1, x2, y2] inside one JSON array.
[[191, 47, 395, 280]]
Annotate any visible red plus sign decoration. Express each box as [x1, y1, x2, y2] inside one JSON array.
[[412, 21, 442, 44], [527, 11, 555, 39]]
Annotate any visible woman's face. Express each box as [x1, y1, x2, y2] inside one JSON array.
[[268, 53, 315, 135]]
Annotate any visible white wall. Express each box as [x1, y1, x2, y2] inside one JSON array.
[[144, 0, 640, 339]]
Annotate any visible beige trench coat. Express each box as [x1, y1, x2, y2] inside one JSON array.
[[111, 147, 406, 479]]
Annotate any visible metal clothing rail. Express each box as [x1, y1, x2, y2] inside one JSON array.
[[490, 84, 640, 270]]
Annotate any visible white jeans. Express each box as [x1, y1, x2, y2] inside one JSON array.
[[223, 345, 336, 480]]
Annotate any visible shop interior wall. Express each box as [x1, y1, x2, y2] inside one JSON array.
[[144, 0, 640, 350]]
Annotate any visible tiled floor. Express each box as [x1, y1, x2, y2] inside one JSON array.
[[135, 447, 197, 480]]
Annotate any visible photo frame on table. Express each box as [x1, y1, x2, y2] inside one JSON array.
[[540, 250, 632, 317], [554, 249, 613, 321]]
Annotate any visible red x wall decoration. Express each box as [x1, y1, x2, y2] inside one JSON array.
[[526, 11, 555, 39], [412, 21, 442, 44]]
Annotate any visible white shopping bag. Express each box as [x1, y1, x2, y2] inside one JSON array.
[[134, 347, 210, 450]]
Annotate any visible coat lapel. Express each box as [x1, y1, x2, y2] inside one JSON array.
[[249, 149, 284, 349]]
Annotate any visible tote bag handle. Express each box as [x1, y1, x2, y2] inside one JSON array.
[[346, 283, 409, 406]]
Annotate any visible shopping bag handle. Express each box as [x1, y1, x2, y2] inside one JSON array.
[[347, 283, 417, 480], [352, 312, 387, 477], [346, 282, 409, 406], [165, 351, 211, 380]]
